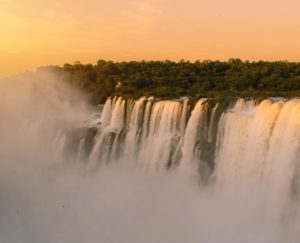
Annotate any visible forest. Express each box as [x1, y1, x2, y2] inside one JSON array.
[[38, 59, 300, 104]]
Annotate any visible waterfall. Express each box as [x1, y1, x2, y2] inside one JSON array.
[[3, 82, 300, 242], [87, 98, 300, 186], [72, 97, 300, 220], [179, 99, 207, 177]]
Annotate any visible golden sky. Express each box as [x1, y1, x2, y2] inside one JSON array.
[[1, 0, 300, 77]]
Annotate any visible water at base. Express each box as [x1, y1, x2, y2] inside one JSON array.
[[1, 72, 300, 243]]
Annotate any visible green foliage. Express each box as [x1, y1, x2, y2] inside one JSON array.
[[41, 60, 300, 104]]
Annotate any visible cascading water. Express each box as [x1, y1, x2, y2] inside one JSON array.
[[2, 73, 300, 243], [83, 96, 300, 226]]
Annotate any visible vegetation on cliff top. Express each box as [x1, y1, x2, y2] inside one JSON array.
[[39, 59, 300, 104]]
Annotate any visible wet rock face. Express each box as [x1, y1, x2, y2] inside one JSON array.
[[63, 126, 98, 161]]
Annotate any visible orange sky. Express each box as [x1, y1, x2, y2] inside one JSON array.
[[1, 0, 300, 77]]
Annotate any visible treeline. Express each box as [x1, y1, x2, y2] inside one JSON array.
[[39, 59, 300, 104]]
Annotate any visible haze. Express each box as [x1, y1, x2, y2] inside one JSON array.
[[1, 0, 300, 77], [0, 72, 296, 243]]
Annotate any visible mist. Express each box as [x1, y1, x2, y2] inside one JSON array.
[[0, 71, 299, 243]]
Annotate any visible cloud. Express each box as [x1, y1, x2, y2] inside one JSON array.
[[120, 0, 165, 32]]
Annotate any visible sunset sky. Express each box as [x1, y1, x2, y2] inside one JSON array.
[[1, 0, 300, 77]]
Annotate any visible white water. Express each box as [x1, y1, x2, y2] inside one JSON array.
[[1, 72, 300, 242]]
